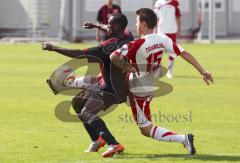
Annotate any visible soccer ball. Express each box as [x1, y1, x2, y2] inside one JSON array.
[[54, 65, 75, 86]]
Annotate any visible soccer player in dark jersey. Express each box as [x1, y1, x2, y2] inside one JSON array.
[[96, 0, 121, 41], [42, 13, 133, 157]]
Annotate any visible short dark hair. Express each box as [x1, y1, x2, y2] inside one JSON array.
[[136, 8, 157, 29], [110, 13, 128, 31]]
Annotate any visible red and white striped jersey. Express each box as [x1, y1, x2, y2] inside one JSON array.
[[154, 0, 181, 34], [115, 33, 184, 97]]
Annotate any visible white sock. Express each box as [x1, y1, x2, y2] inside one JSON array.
[[92, 140, 99, 144], [69, 76, 93, 88], [168, 57, 175, 70], [150, 126, 186, 143]]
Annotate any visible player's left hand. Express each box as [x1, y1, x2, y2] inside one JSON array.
[[42, 42, 54, 51], [202, 71, 214, 85]]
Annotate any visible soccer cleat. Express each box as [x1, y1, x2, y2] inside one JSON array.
[[102, 144, 125, 157], [183, 133, 196, 155], [84, 136, 106, 152]]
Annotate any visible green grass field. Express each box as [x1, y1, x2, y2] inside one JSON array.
[[0, 43, 240, 163]]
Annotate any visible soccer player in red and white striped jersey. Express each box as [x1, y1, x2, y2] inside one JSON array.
[[154, 0, 181, 78], [111, 8, 214, 155]]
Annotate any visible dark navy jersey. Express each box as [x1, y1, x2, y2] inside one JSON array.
[[55, 35, 133, 103], [83, 36, 132, 103]]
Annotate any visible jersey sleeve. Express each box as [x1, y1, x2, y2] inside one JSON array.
[[114, 39, 145, 62], [168, 0, 181, 17], [83, 46, 106, 62], [164, 35, 184, 58], [175, 6, 181, 17], [174, 1, 181, 17], [114, 44, 129, 58]]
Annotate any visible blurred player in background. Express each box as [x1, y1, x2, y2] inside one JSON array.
[[154, 0, 181, 78], [111, 8, 214, 155], [190, 0, 203, 40], [96, 0, 122, 41]]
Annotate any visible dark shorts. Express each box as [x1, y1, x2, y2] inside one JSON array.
[[85, 86, 118, 110], [73, 85, 118, 123]]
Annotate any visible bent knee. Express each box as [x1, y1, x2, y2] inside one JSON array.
[[139, 126, 152, 137], [140, 129, 150, 137], [71, 96, 86, 113]]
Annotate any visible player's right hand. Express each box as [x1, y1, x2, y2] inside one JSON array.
[[82, 22, 96, 29], [42, 42, 54, 51]]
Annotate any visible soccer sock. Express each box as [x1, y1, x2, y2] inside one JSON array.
[[83, 122, 99, 142], [70, 76, 93, 88], [89, 118, 119, 145], [168, 56, 175, 69], [150, 125, 186, 143]]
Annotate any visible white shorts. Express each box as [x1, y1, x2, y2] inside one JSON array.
[[128, 93, 153, 128]]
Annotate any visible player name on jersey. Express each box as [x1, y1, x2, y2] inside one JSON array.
[[146, 43, 164, 53]]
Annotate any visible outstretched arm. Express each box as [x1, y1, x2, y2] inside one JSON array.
[[42, 42, 86, 58], [179, 51, 214, 85], [82, 22, 107, 42], [83, 22, 107, 33]]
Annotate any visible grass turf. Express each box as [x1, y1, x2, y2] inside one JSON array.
[[0, 43, 240, 162]]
